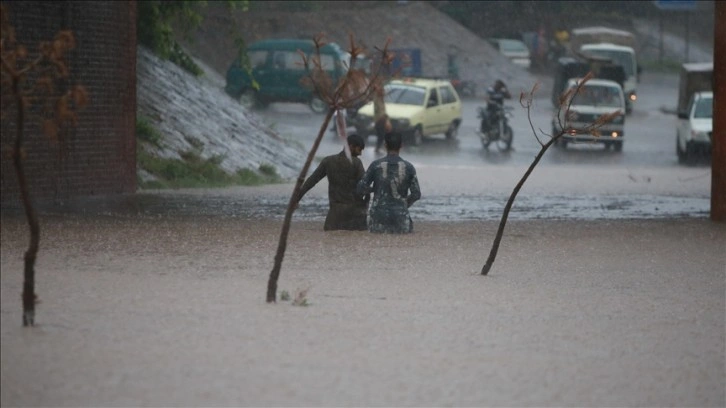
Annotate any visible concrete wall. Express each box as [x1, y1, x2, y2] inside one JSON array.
[[0, 1, 136, 205]]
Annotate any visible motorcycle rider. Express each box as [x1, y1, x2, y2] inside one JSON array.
[[480, 79, 512, 133]]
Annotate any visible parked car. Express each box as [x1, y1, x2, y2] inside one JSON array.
[[677, 91, 713, 164], [351, 78, 462, 146], [552, 78, 626, 151], [488, 38, 531, 70], [224, 39, 350, 113]]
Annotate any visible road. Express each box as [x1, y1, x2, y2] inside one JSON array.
[[238, 71, 712, 221], [25, 72, 709, 221]]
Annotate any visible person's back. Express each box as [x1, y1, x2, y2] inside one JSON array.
[[297, 134, 368, 231], [357, 132, 421, 234]]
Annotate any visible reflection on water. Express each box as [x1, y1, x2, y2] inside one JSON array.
[[1, 190, 709, 221]]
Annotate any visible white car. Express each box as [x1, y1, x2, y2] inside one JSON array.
[[676, 91, 713, 164], [488, 38, 531, 70]]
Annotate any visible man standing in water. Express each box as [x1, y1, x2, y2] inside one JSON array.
[[357, 132, 421, 233], [296, 134, 369, 231]]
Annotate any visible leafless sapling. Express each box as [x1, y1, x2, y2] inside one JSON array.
[[266, 34, 394, 303], [481, 73, 622, 275], [0, 5, 88, 325]]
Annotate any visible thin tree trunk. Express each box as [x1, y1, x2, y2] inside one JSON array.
[[12, 79, 40, 325], [481, 137, 556, 275], [266, 108, 335, 302]]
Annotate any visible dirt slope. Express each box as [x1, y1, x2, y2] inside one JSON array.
[[181, 1, 538, 95]]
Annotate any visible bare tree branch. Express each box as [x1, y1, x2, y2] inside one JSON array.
[[481, 73, 619, 275]]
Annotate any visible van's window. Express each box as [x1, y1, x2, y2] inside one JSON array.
[[384, 84, 426, 106], [439, 86, 457, 104], [571, 85, 622, 108], [272, 51, 305, 71], [693, 96, 712, 119], [318, 54, 335, 71], [249, 50, 267, 69]]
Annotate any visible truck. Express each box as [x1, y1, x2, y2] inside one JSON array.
[[675, 62, 713, 163], [677, 62, 713, 118], [566, 26, 640, 113]]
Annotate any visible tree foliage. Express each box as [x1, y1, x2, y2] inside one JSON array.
[[137, 0, 249, 76]]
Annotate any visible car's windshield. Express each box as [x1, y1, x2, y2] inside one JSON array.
[[581, 49, 635, 76], [570, 85, 622, 108], [693, 96, 713, 119], [385, 84, 426, 106], [498, 39, 528, 53]]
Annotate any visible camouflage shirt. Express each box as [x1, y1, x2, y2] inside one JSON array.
[[356, 153, 421, 234]]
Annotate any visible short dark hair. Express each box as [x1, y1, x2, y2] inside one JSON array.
[[347, 133, 365, 149], [384, 131, 402, 150]]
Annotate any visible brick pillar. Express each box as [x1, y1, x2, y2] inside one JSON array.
[[713, 1, 725, 221]]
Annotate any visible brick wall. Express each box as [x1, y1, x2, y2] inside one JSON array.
[[1, 1, 136, 206]]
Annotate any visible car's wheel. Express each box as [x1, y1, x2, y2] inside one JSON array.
[[613, 141, 623, 152], [410, 126, 424, 146], [445, 122, 458, 140], [685, 142, 698, 165], [309, 96, 327, 114], [239, 89, 258, 110], [676, 133, 686, 164]]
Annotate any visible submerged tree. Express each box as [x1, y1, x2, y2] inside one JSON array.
[[266, 34, 394, 303], [481, 73, 621, 275], [0, 5, 88, 325]]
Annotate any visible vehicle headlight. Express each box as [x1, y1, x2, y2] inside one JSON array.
[[629, 93, 637, 102]]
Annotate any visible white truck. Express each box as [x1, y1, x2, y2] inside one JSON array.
[[569, 27, 640, 114], [676, 62, 713, 164]]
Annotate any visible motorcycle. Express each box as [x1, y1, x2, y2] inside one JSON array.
[[477, 101, 514, 151]]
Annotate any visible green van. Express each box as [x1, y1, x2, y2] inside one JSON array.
[[225, 39, 351, 113]]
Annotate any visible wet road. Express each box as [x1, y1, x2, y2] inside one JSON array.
[[227, 71, 712, 221], [7, 72, 709, 222]]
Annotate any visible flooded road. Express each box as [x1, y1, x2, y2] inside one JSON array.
[[3, 73, 710, 222]]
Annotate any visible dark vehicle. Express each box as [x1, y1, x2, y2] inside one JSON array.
[[225, 39, 351, 113], [677, 62, 713, 118], [551, 56, 626, 109], [478, 90, 514, 151]]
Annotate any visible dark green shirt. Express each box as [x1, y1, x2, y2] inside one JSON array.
[[299, 150, 367, 231]]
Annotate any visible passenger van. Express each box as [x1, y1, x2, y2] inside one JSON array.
[[225, 39, 352, 113], [552, 78, 626, 151]]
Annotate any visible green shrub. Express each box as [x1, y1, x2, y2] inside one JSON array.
[[258, 163, 278, 177], [136, 116, 163, 147], [137, 148, 285, 189]]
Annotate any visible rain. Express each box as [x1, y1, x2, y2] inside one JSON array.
[[1, 1, 723, 407]]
